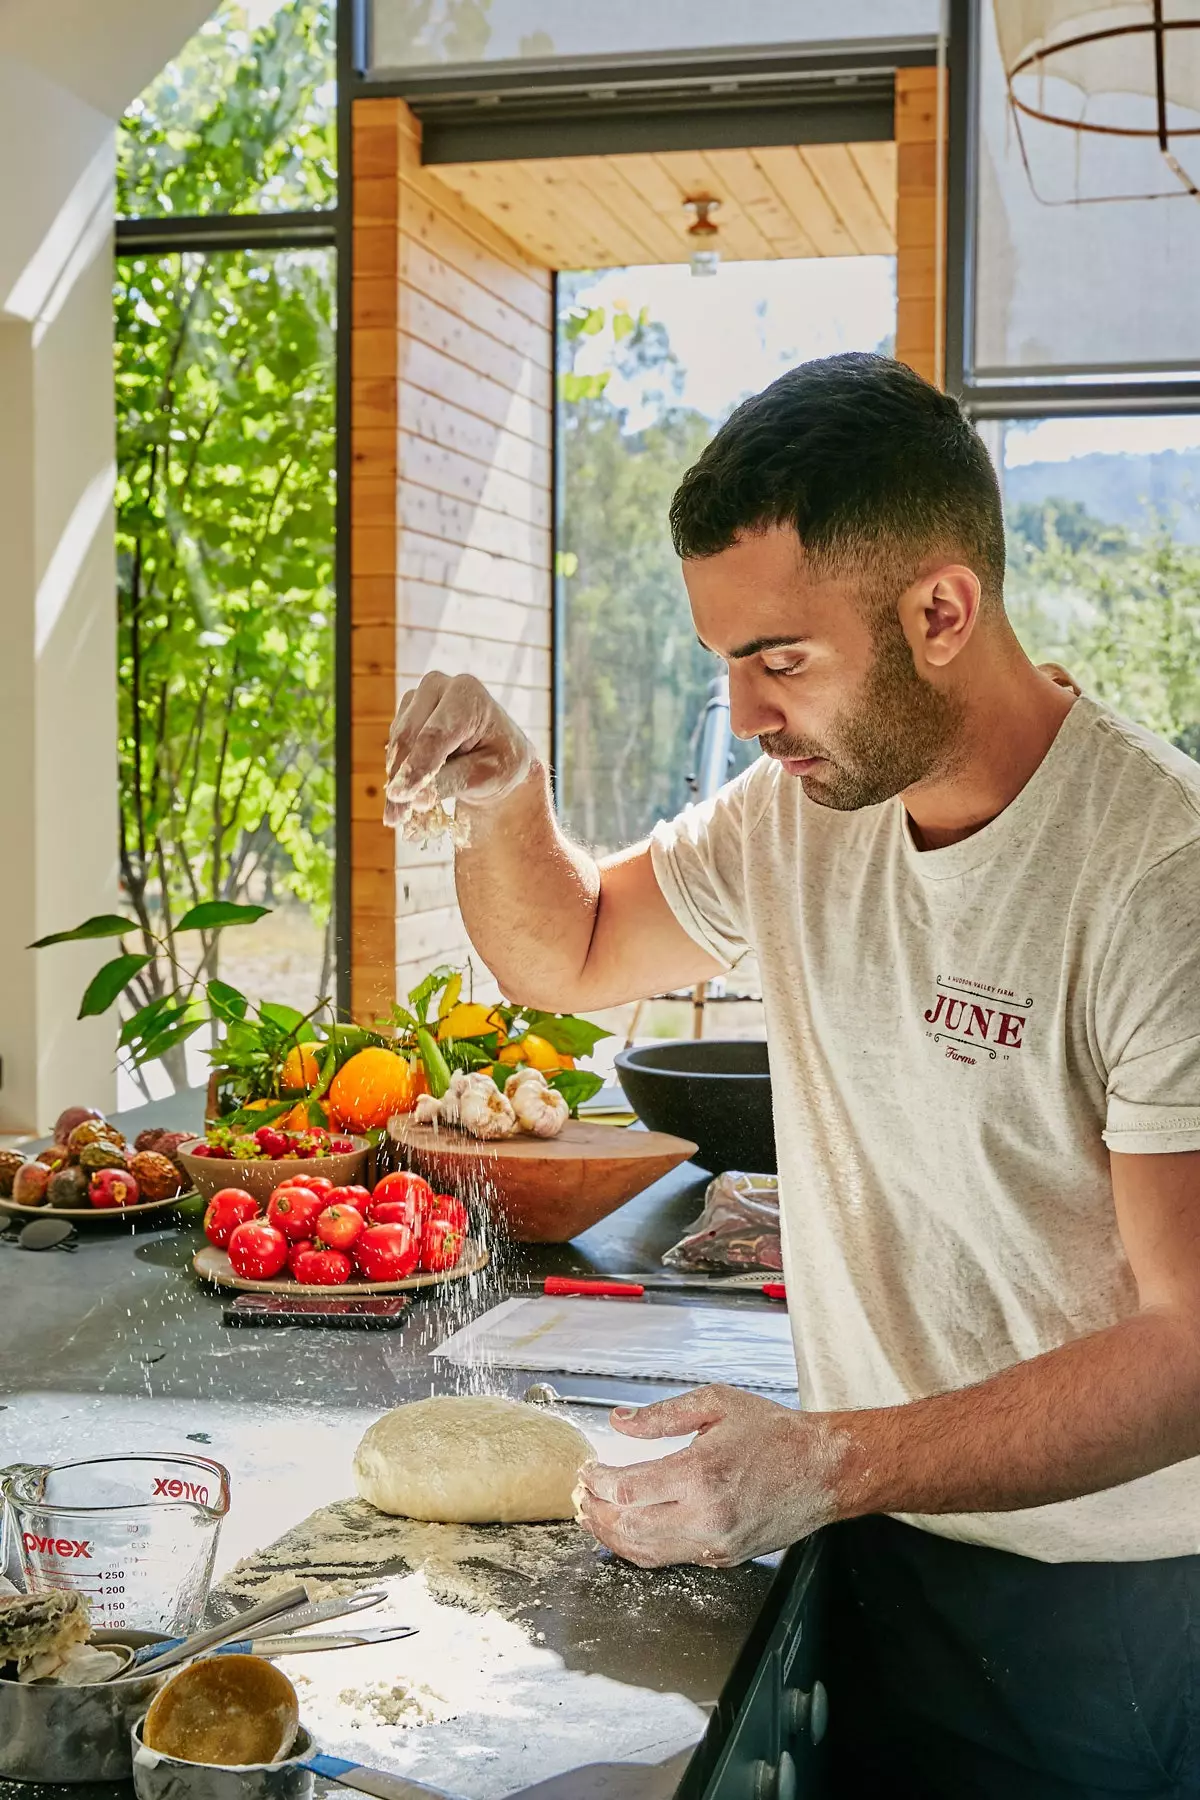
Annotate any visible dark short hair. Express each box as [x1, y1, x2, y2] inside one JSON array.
[[669, 353, 1006, 607]]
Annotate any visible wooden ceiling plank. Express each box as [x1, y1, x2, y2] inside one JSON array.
[[436, 160, 602, 268], [752, 145, 857, 258], [516, 159, 659, 269], [572, 156, 685, 264], [848, 141, 898, 235], [803, 143, 894, 255], [651, 149, 775, 261], [710, 146, 819, 257]]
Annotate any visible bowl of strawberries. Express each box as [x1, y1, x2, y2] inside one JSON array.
[[193, 1168, 480, 1293], [175, 1122, 371, 1206]]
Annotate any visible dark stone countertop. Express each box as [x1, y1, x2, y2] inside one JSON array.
[[0, 1092, 791, 1800]]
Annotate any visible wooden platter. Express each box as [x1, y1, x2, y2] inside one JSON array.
[[387, 1117, 698, 1243], [193, 1234, 489, 1296], [0, 1190, 197, 1227]]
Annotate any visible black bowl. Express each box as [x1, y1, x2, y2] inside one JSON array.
[[614, 1038, 775, 1175]]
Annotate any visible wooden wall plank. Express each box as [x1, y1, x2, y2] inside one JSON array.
[[894, 67, 946, 387], [349, 97, 553, 1014]]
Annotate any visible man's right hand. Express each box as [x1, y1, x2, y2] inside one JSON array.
[[384, 672, 535, 831]]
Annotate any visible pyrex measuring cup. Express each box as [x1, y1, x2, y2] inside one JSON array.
[[1, 1453, 231, 1634]]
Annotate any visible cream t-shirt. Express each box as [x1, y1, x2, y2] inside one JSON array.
[[651, 697, 1200, 1561]]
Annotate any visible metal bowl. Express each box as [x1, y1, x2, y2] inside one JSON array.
[[132, 1720, 315, 1800], [0, 1630, 169, 1785], [614, 1038, 776, 1174]]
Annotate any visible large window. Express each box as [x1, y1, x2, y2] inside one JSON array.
[[556, 256, 896, 853], [994, 416, 1200, 762], [115, 0, 338, 1101], [370, 0, 941, 73]]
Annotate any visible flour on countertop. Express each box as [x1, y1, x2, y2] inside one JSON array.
[[217, 1497, 584, 1617]]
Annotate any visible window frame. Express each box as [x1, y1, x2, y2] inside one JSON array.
[[114, 0, 355, 1014], [945, 0, 1200, 420]]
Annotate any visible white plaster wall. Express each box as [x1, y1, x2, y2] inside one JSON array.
[[0, 1, 216, 1129]]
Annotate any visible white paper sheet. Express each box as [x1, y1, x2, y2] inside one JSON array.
[[433, 1295, 798, 1390]]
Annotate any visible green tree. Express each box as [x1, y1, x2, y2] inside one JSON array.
[[115, 0, 336, 1086], [1008, 500, 1200, 761], [557, 287, 747, 850]]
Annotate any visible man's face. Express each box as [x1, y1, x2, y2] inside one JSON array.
[[685, 525, 964, 811]]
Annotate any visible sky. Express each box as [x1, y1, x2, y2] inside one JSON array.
[[567, 256, 1200, 469]]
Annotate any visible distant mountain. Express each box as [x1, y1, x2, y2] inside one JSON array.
[[1005, 447, 1200, 544]]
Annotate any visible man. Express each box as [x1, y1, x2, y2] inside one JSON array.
[[385, 355, 1200, 1797]]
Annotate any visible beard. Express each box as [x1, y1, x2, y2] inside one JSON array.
[[760, 612, 964, 811]]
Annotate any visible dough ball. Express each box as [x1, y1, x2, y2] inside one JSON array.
[[353, 1395, 592, 1524]]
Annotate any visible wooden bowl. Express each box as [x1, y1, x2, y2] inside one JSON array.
[[174, 1138, 370, 1205], [386, 1117, 698, 1243]]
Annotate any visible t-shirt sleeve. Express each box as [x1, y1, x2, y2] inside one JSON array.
[[1098, 839, 1200, 1155], [649, 761, 771, 969]]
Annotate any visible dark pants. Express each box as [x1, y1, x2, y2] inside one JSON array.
[[823, 1516, 1200, 1799]]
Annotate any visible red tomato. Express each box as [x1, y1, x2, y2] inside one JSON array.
[[287, 1174, 335, 1198], [427, 1193, 468, 1235], [370, 1171, 433, 1217], [354, 1222, 419, 1282], [287, 1237, 315, 1276], [203, 1188, 259, 1247], [228, 1220, 289, 1280], [315, 1204, 365, 1252], [292, 1246, 353, 1286], [327, 1184, 371, 1215], [368, 1198, 420, 1228], [420, 1216, 465, 1273], [267, 1185, 326, 1241]]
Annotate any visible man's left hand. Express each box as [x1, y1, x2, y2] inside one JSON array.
[[575, 1385, 851, 1568]]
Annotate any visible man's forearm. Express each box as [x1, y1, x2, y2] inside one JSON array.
[[836, 1307, 1200, 1520], [454, 761, 601, 1007]]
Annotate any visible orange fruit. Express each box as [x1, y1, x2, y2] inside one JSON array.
[[282, 1044, 320, 1090], [328, 1048, 415, 1131], [278, 1102, 312, 1130], [518, 1032, 563, 1072]]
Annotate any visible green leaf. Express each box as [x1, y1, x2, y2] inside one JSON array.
[[119, 994, 175, 1050], [547, 1069, 605, 1116], [207, 979, 249, 1025], [257, 1000, 306, 1032], [175, 901, 270, 931], [522, 1011, 613, 1057], [30, 914, 140, 949], [131, 1012, 205, 1068], [78, 953, 152, 1018], [489, 1062, 510, 1092], [408, 964, 460, 1029]]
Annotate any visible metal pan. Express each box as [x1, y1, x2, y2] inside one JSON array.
[[0, 1629, 170, 1784]]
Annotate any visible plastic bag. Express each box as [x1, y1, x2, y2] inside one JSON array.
[[662, 1170, 782, 1272]]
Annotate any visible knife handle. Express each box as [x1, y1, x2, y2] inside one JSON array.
[[761, 1283, 787, 1301], [543, 1277, 644, 1298]]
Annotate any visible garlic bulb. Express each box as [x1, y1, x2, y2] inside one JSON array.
[[456, 1073, 518, 1139], [505, 1066, 569, 1138]]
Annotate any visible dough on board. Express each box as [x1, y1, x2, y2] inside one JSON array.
[[353, 1395, 592, 1524]]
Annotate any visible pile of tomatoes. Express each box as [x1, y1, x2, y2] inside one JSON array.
[[203, 1170, 467, 1286]]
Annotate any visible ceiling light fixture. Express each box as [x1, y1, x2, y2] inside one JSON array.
[[997, 0, 1200, 202], [684, 196, 721, 276]]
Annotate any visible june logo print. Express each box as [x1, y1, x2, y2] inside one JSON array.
[[923, 976, 1034, 1068]]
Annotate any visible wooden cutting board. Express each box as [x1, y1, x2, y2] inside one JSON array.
[[387, 1117, 698, 1243]]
